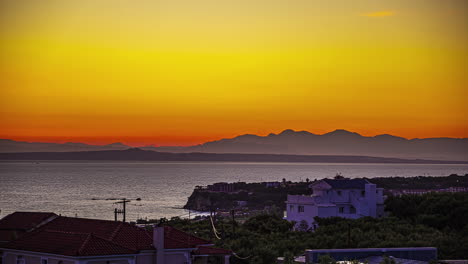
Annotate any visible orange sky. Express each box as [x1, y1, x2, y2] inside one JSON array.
[[1, 0, 467, 146]]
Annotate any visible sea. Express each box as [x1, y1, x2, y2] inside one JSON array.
[[1, 161, 467, 222]]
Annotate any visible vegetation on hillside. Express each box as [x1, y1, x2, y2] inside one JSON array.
[[184, 174, 468, 212], [167, 192, 468, 264]]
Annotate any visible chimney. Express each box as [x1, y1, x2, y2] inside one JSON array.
[[153, 226, 165, 264]]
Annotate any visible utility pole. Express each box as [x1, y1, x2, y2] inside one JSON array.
[[230, 209, 236, 236], [114, 198, 130, 222]]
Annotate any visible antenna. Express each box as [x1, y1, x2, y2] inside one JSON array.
[[114, 198, 130, 222]]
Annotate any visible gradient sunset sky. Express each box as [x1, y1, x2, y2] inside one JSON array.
[[1, 0, 467, 146]]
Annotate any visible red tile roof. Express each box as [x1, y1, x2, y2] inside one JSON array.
[[162, 226, 211, 249], [3, 229, 136, 256], [0, 212, 57, 230], [36, 216, 154, 251], [0, 230, 26, 243], [0, 212, 230, 257], [0, 212, 57, 244]]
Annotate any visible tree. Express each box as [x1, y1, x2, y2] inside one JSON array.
[[283, 252, 295, 264], [297, 220, 309, 232], [318, 255, 337, 264], [379, 256, 396, 264]]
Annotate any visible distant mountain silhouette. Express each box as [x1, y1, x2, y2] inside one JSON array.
[[144, 129, 468, 161], [0, 139, 130, 153], [0, 148, 465, 164], [1, 129, 467, 161]]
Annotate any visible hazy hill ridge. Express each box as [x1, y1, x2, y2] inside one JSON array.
[[0, 139, 129, 153], [1, 129, 467, 161], [0, 148, 466, 164]]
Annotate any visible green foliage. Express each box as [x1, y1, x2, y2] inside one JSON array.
[[168, 192, 468, 264], [283, 252, 295, 264], [369, 174, 468, 190], [385, 192, 468, 230], [379, 256, 396, 264], [318, 255, 336, 264]]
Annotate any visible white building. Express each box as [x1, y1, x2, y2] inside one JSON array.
[[286, 179, 384, 230]]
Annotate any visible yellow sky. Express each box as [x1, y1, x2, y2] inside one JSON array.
[[1, 0, 467, 146]]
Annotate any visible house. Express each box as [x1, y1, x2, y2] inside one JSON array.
[[285, 178, 384, 230], [207, 183, 235, 193], [264, 182, 281, 188], [0, 212, 231, 264]]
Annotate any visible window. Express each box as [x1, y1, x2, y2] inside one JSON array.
[[289, 205, 294, 211], [350, 206, 356, 214], [339, 207, 344, 213], [337, 191, 342, 196], [16, 256, 25, 264], [361, 190, 365, 197], [298, 206, 304, 213], [41, 259, 48, 264]]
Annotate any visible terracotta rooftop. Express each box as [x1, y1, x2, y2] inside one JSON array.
[[0, 212, 57, 230], [163, 226, 211, 249], [0, 212, 57, 244], [3, 229, 137, 256], [36, 216, 154, 251], [0, 212, 229, 257]]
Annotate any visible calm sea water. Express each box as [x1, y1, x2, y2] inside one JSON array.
[[1, 161, 467, 221]]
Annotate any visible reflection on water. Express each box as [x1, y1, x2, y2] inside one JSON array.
[[1, 161, 467, 221]]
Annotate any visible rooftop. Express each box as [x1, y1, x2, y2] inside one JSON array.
[[4, 229, 137, 256], [0, 212, 57, 243], [322, 178, 371, 189], [0, 212, 228, 257]]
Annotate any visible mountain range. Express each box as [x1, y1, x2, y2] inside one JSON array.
[[1, 129, 467, 161]]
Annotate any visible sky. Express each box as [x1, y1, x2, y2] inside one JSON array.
[[1, 0, 467, 146]]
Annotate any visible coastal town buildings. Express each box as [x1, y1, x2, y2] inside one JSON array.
[[264, 182, 281, 188], [388, 187, 468, 196], [0, 212, 231, 264], [195, 182, 242, 193], [286, 178, 384, 230]]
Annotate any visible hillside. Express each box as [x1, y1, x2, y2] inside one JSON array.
[[0, 148, 466, 164]]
